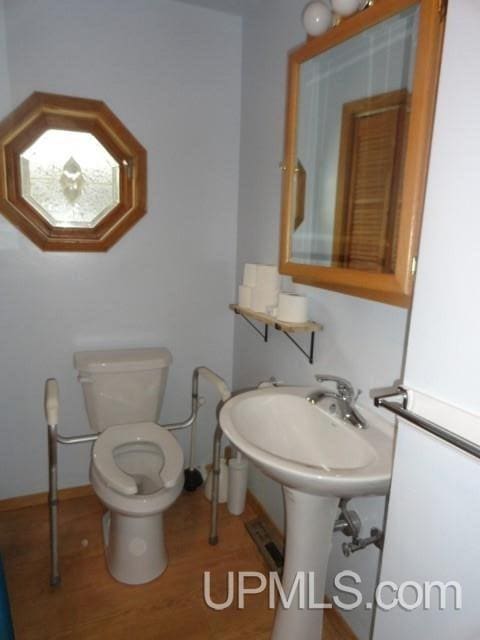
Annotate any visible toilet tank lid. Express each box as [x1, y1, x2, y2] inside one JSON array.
[[73, 348, 172, 373]]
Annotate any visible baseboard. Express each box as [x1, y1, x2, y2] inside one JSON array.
[[246, 490, 284, 541], [245, 490, 358, 640], [0, 484, 94, 513]]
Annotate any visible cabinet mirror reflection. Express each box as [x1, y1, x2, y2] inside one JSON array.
[[293, 6, 416, 272]]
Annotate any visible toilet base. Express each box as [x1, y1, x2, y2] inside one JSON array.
[[103, 510, 168, 585]]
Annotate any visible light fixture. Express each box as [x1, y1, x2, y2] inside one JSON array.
[[331, 0, 363, 17], [302, 2, 332, 37], [302, 0, 372, 37]]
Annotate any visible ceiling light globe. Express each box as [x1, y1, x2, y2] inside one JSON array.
[[302, 2, 333, 37], [331, 0, 362, 17]]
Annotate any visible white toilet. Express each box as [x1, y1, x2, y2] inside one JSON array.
[[74, 348, 184, 585]]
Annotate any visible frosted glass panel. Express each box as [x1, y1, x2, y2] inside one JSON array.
[[20, 129, 120, 228]]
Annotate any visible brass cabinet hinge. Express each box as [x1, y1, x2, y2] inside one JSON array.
[[438, 0, 448, 21], [411, 256, 418, 276]]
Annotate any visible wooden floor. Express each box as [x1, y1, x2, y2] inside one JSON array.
[[0, 490, 356, 639]]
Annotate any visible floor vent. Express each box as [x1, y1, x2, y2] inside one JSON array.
[[245, 517, 284, 574]]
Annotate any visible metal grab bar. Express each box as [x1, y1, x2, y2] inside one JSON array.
[[45, 379, 99, 586], [209, 424, 223, 545], [45, 366, 230, 587], [374, 387, 480, 460], [161, 366, 231, 545], [161, 366, 230, 431]]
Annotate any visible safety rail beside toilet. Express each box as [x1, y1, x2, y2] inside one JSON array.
[[45, 379, 97, 586], [45, 366, 231, 586]]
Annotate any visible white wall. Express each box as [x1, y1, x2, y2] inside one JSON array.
[[0, 0, 242, 498], [373, 3, 480, 637], [403, 0, 480, 416], [373, 400, 480, 639], [234, 1, 408, 638]]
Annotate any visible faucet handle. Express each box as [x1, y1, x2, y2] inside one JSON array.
[[314, 374, 354, 400]]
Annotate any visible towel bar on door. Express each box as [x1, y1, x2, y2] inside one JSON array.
[[374, 387, 480, 460]]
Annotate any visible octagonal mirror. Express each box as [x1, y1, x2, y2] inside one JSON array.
[[0, 92, 147, 251]]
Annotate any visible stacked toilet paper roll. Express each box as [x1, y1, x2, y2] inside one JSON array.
[[277, 292, 309, 323], [243, 263, 257, 288], [256, 264, 280, 290], [238, 284, 253, 308], [237, 263, 280, 314]]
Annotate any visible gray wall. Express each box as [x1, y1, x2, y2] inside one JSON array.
[[234, 1, 408, 638], [0, 0, 9, 117], [0, 0, 242, 498]]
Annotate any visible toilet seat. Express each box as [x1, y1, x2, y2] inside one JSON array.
[[92, 422, 183, 496]]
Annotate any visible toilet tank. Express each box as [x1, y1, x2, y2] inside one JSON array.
[[74, 348, 172, 432]]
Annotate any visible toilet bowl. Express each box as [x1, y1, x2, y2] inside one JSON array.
[[90, 422, 183, 584], [74, 348, 184, 585]]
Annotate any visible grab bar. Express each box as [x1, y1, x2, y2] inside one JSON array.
[[161, 366, 230, 431], [45, 379, 98, 586], [374, 387, 480, 460], [45, 365, 230, 586]]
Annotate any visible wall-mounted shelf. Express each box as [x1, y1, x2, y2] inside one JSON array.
[[230, 303, 323, 364]]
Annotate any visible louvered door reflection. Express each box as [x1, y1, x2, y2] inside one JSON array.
[[333, 89, 409, 273]]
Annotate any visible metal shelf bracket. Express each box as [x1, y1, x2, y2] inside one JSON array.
[[234, 308, 316, 364], [234, 308, 268, 341], [274, 323, 315, 364]]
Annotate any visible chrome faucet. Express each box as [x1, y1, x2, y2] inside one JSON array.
[[306, 374, 367, 429]]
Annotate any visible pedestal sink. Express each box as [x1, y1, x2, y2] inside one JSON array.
[[219, 386, 393, 640]]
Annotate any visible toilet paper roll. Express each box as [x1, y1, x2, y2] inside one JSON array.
[[227, 455, 249, 516], [256, 264, 280, 290], [238, 284, 253, 309], [243, 263, 257, 287], [251, 285, 279, 313], [277, 292, 309, 323]]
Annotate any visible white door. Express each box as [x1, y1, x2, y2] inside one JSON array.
[[372, 2, 480, 638]]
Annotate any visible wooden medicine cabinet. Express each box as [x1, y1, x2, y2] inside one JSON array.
[[279, 0, 446, 306]]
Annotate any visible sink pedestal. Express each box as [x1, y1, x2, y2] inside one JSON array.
[[219, 387, 392, 638], [272, 489, 339, 640]]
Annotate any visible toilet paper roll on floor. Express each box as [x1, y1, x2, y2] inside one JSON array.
[[238, 285, 253, 308], [228, 455, 248, 516], [277, 292, 309, 323]]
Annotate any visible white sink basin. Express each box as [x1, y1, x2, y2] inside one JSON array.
[[219, 386, 394, 640], [220, 386, 393, 497]]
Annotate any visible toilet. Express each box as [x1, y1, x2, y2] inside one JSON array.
[[74, 348, 184, 585]]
